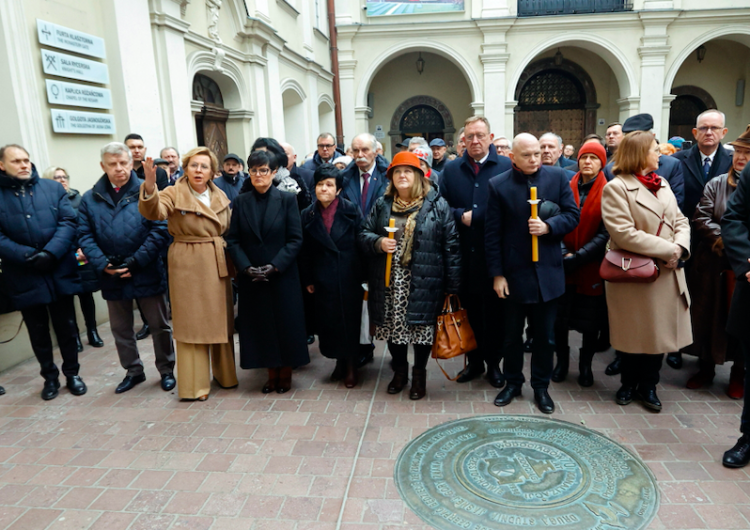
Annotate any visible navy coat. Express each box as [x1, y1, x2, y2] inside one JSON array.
[[673, 143, 732, 218], [439, 144, 512, 293], [721, 165, 750, 341], [604, 154, 685, 210], [0, 167, 81, 309], [340, 156, 389, 218], [485, 165, 580, 304], [300, 198, 364, 360], [77, 173, 169, 301], [213, 172, 247, 207], [292, 165, 314, 196], [302, 148, 346, 172], [226, 186, 309, 369]]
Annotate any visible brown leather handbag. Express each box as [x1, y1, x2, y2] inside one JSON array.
[[599, 215, 664, 284], [432, 295, 477, 380]]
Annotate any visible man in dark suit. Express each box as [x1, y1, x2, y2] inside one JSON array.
[[485, 133, 579, 413], [440, 116, 512, 388], [605, 122, 623, 162], [340, 133, 389, 218], [721, 164, 750, 468], [540, 133, 577, 175], [281, 141, 314, 193], [673, 109, 732, 218]]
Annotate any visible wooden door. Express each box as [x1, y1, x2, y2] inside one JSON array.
[[515, 109, 585, 148], [196, 105, 229, 163]]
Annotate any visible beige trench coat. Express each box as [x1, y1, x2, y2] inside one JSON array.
[[601, 174, 692, 354], [139, 177, 233, 344]]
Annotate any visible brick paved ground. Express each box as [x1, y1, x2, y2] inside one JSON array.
[[0, 323, 748, 530]]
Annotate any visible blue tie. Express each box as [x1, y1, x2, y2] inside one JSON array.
[[703, 157, 711, 181]]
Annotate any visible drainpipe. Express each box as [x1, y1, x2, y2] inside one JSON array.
[[327, 0, 345, 147]]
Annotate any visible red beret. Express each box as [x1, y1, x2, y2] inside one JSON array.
[[577, 141, 607, 168]]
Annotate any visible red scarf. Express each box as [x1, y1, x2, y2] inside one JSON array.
[[635, 172, 662, 194], [563, 171, 606, 296], [318, 197, 339, 234]]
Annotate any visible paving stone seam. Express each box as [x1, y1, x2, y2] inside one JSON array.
[[334, 343, 388, 530]]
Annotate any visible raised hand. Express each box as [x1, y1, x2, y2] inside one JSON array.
[[142, 157, 158, 195]]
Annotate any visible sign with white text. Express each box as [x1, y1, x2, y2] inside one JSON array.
[[51, 109, 116, 135], [37, 19, 106, 59], [45, 80, 112, 110], [41, 49, 109, 84]]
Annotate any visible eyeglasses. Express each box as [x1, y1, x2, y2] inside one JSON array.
[[465, 134, 488, 142], [53, 175, 69, 181], [317, 144, 335, 149], [249, 168, 271, 176], [696, 126, 724, 133]]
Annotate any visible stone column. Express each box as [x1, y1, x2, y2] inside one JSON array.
[[617, 97, 641, 122], [306, 71, 321, 155], [336, 26, 359, 146], [661, 94, 676, 141], [477, 20, 512, 137], [265, 44, 285, 140]]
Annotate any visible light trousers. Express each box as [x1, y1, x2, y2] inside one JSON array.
[[175, 340, 238, 399]]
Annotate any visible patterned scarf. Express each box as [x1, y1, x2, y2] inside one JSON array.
[[392, 195, 424, 267], [635, 172, 662, 195]]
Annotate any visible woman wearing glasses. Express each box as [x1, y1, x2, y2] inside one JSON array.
[[226, 150, 309, 394], [139, 147, 238, 401], [43, 166, 104, 352]]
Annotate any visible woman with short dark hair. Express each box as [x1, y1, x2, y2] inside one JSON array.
[[601, 131, 691, 412]]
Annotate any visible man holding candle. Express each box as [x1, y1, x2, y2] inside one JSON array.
[[485, 133, 580, 414]]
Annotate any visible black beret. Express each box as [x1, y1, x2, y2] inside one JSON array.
[[313, 163, 343, 190], [622, 113, 654, 133]]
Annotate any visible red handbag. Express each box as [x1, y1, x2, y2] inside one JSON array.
[[600, 214, 664, 284]]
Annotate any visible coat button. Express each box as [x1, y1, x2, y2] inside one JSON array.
[[473, 204, 478, 208], [196, 212, 202, 216], [26, 214, 31, 218], [475, 183, 479, 188]]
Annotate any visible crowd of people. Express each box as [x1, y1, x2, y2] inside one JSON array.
[[1, 108, 750, 469]]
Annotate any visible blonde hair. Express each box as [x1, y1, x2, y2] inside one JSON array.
[[385, 168, 431, 200], [464, 115, 491, 132], [612, 131, 654, 176], [42, 166, 68, 180], [181, 147, 219, 178]]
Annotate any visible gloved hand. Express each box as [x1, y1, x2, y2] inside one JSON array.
[[244, 267, 267, 282], [124, 257, 140, 274], [25, 250, 57, 272], [256, 264, 277, 280], [562, 253, 579, 273]]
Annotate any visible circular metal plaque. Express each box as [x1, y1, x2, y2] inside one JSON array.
[[394, 415, 658, 530]]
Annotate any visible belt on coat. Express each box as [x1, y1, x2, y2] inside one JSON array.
[[172, 235, 229, 278]]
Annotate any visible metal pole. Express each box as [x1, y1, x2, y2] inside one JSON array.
[[327, 0, 345, 148]]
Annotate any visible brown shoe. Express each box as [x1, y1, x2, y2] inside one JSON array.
[[344, 360, 358, 389], [387, 364, 409, 394], [409, 367, 426, 400], [262, 368, 279, 394], [277, 367, 292, 394]]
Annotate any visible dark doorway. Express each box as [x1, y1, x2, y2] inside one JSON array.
[[669, 86, 716, 141], [399, 104, 445, 144], [193, 73, 229, 162]]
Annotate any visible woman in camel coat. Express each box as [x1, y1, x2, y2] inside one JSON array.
[[601, 131, 691, 412], [139, 147, 238, 400]]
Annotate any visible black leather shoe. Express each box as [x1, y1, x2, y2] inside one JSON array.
[[87, 329, 104, 348], [487, 364, 506, 389], [551, 351, 569, 383], [456, 362, 485, 383], [523, 338, 533, 353], [160, 373, 176, 391], [615, 385, 634, 405], [42, 379, 60, 401], [116, 374, 146, 394], [75, 335, 84, 353], [330, 360, 346, 382], [0, 386, 5, 396], [307, 335, 315, 345], [666, 352, 682, 370], [605, 354, 622, 376], [494, 385, 522, 407], [723, 434, 750, 468], [66, 376, 87, 396], [135, 324, 150, 341], [637, 387, 662, 412], [533, 388, 555, 414]]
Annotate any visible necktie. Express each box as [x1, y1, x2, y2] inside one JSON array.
[[703, 157, 711, 181], [114, 187, 121, 193], [471, 159, 480, 175], [361, 172, 370, 213]]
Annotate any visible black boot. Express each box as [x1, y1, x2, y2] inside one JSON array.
[[637, 386, 662, 412], [723, 434, 750, 468], [87, 329, 104, 348], [387, 364, 409, 394], [666, 352, 682, 369], [409, 367, 426, 400], [551, 348, 569, 383], [578, 348, 595, 387], [0, 386, 5, 395], [605, 352, 622, 376], [135, 324, 150, 341], [75, 335, 84, 353], [456, 362, 485, 383]]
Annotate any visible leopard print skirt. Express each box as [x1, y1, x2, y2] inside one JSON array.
[[375, 237, 435, 346]]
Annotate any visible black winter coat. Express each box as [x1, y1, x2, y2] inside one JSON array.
[[0, 168, 81, 309], [226, 186, 310, 369], [65, 188, 99, 294], [358, 189, 462, 326], [213, 172, 247, 207], [77, 173, 169, 301], [300, 198, 364, 360], [722, 165, 750, 341], [439, 144, 512, 294], [302, 148, 346, 172]]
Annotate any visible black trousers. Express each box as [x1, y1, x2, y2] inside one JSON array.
[[388, 342, 431, 370], [620, 352, 664, 389], [20, 296, 80, 380], [503, 297, 558, 389], [462, 287, 504, 368], [73, 292, 97, 334], [740, 341, 750, 434]]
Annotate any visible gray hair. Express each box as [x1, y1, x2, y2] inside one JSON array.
[[540, 132, 563, 148], [160, 146, 179, 157], [375, 141, 383, 152], [352, 133, 378, 150], [696, 109, 726, 127], [408, 137, 429, 149], [100, 142, 132, 162]]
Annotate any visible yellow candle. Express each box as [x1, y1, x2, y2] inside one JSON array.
[[385, 218, 396, 287], [530, 187, 539, 263]]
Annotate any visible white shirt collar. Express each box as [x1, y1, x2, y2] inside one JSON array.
[[359, 162, 377, 177], [188, 183, 211, 207], [473, 152, 490, 165], [700, 148, 718, 164]]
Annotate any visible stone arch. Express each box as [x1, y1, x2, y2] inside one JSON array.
[[356, 41, 482, 110], [671, 85, 717, 110], [388, 95, 456, 146], [280, 78, 307, 101], [186, 50, 246, 109], [663, 26, 750, 93], [508, 34, 637, 101]]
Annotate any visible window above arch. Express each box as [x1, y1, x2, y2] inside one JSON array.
[[193, 73, 224, 108]]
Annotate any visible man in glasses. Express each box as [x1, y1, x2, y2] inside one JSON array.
[[674, 109, 732, 218], [302, 132, 345, 172]]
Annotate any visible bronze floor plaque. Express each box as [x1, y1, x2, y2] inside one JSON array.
[[394, 415, 658, 530]]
